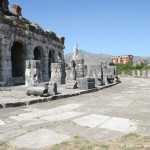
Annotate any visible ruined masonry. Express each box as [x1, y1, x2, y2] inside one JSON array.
[[0, 0, 65, 86], [0, 0, 118, 96], [65, 45, 117, 90]]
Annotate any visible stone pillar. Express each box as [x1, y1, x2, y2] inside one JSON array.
[[54, 50, 59, 63], [0, 40, 2, 81], [68, 60, 76, 81], [132, 70, 135, 77], [0, 37, 10, 84], [147, 70, 150, 78], [50, 63, 65, 84], [25, 60, 42, 87], [65, 60, 77, 89], [75, 59, 85, 78], [87, 67, 94, 78], [142, 70, 147, 78], [122, 71, 125, 77], [107, 66, 116, 77], [42, 54, 49, 82], [101, 61, 108, 85], [102, 66, 108, 85], [137, 70, 141, 77]]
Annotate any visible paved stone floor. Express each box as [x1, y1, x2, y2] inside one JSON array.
[[0, 77, 150, 149]]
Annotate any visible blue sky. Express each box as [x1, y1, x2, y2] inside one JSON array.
[[9, 0, 150, 56]]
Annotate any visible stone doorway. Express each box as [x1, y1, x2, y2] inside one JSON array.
[[11, 41, 26, 78]]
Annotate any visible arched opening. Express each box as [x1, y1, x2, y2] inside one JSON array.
[[34, 46, 44, 81], [48, 50, 55, 78], [34, 47, 42, 60], [11, 41, 26, 78]]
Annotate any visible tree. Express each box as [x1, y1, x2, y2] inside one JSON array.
[[109, 62, 115, 66]]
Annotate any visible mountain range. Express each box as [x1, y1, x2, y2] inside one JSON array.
[[65, 50, 150, 66]]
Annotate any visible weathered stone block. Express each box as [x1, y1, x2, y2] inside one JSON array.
[[11, 4, 22, 16], [137, 70, 141, 77], [147, 70, 150, 78], [26, 87, 48, 96], [77, 78, 95, 90], [122, 71, 125, 77], [95, 78, 102, 86], [25, 60, 43, 87], [142, 70, 147, 78], [132, 70, 136, 77], [48, 82, 57, 95], [107, 66, 116, 77], [66, 68, 76, 81], [51, 63, 65, 84], [65, 81, 77, 89]]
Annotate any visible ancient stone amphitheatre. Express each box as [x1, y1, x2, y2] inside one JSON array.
[[0, 0, 150, 150]]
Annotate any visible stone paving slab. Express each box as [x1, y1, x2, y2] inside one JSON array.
[[0, 129, 26, 141], [73, 114, 110, 128], [10, 129, 70, 149], [9, 112, 40, 121], [100, 117, 137, 133], [41, 111, 85, 122], [72, 114, 137, 133], [9, 103, 83, 121]]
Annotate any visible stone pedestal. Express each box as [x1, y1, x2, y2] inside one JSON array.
[[137, 70, 141, 77], [48, 82, 57, 95], [75, 59, 85, 78], [25, 60, 43, 87], [65, 60, 77, 89], [87, 67, 102, 86], [132, 70, 136, 77], [101, 66, 108, 85], [122, 71, 125, 77], [51, 63, 65, 84], [147, 70, 150, 78], [77, 78, 95, 90], [142, 70, 147, 78]]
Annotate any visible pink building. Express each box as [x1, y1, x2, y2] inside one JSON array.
[[111, 55, 133, 64]]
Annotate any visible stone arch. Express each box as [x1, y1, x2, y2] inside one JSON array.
[[48, 49, 55, 78], [11, 41, 26, 78]]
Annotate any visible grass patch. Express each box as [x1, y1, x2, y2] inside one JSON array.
[[51, 136, 107, 150], [143, 136, 150, 142], [122, 132, 140, 140], [0, 141, 9, 148], [99, 144, 110, 150]]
